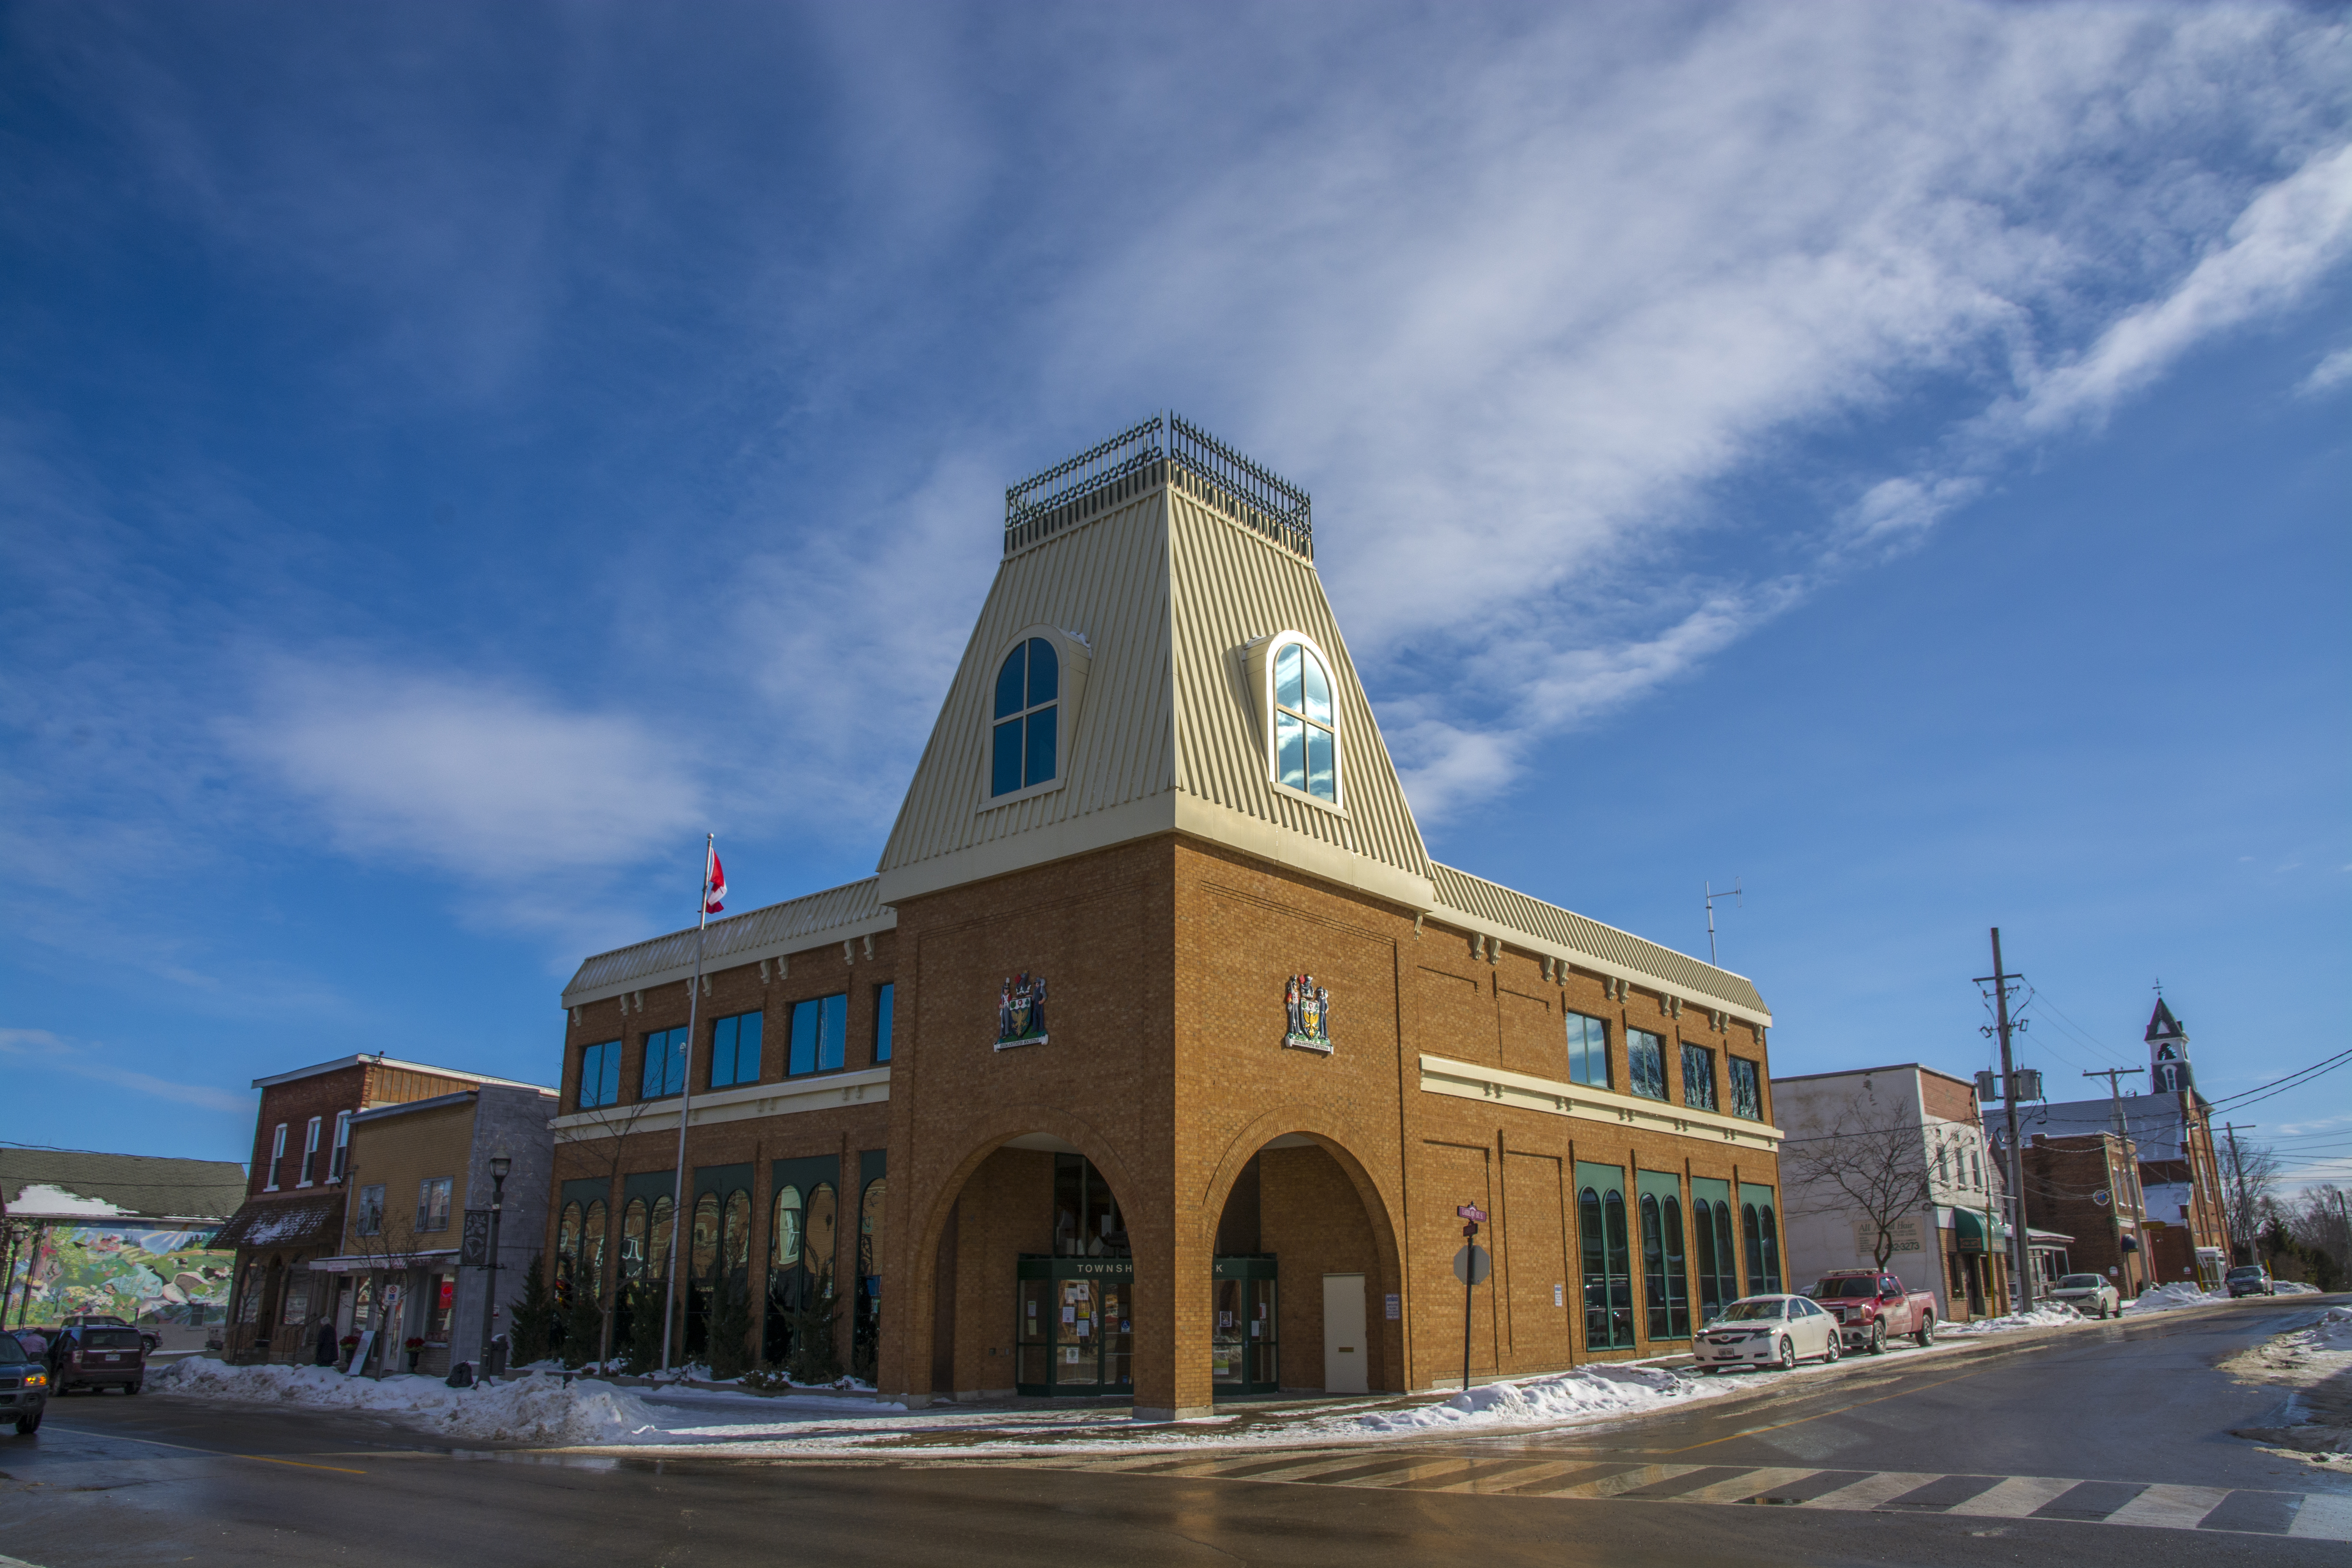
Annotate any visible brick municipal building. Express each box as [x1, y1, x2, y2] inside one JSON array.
[[545, 416, 1786, 1418]]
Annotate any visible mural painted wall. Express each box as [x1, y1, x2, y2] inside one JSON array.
[[5, 1224, 234, 1327]]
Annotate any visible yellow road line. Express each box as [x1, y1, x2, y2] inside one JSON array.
[[41, 1423, 366, 1475]]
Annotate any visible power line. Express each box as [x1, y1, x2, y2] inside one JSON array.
[[2208, 1049, 2352, 1113]]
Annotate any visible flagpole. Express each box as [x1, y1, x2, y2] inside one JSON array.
[[660, 833, 713, 1376]]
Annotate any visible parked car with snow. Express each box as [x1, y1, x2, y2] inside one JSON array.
[[2047, 1273, 2122, 1318], [2226, 1265, 2275, 1298], [1696, 1294, 1840, 1372], [1809, 1270, 1938, 1352], [0, 1332, 49, 1434]]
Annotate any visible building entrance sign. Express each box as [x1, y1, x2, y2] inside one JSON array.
[[1283, 975, 1333, 1053], [996, 973, 1049, 1050]]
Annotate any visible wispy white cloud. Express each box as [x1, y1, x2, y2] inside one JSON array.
[[223, 662, 705, 884], [2305, 345, 2352, 394], [0, 1027, 249, 1114]]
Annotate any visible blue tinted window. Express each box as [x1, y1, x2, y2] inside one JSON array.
[[1565, 1013, 1609, 1087], [1729, 1058, 1762, 1120], [788, 994, 849, 1076], [1270, 639, 1338, 802], [1627, 1029, 1667, 1100], [874, 983, 894, 1064], [579, 1040, 621, 1109], [990, 637, 1061, 797], [641, 1027, 687, 1099], [710, 1011, 763, 1089], [995, 642, 1027, 719], [1026, 637, 1057, 706], [1681, 1043, 1717, 1111]]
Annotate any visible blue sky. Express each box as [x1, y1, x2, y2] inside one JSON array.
[[4, 2, 2347, 1196]]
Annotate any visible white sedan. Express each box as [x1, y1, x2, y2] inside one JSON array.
[[1696, 1294, 1841, 1373]]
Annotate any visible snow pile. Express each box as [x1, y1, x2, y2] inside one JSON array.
[[2122, 1282, 2229, 1315], [2276, 1281, 2323, 1295], [149, 1361, 664, 1445], [1350, 1364, 1713, 1434], [2279, 1306, 2352, 1356], [1937, 1305, 2081, 1336]]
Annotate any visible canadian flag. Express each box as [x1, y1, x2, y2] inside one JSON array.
[[704, 842, 726, 915]]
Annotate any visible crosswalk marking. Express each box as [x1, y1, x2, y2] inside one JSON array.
[[2288, 1492, 2352, 1541], [1013, 1450, 2349, 1539], [1943, 1475, 2083, 1517], [1668, 1466, 1817, 1505], [1534, 1463, 1702, 1499], [2102, 1484, 2229, 1530], [1794, 1471, 1940, 1510]]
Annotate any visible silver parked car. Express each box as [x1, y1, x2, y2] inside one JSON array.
[[1695, 1294, 1841, 1373], [2047, 1272, 2122, 1318]]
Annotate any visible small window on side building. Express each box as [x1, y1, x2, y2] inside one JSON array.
[[875, 982, 895, 1064]]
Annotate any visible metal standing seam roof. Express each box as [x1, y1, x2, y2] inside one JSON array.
[[0, 1149, 250, 1223], [561, 875, 891, 1006], [877, 476, 1434, 890], [1428, 862, 1769, 1021]]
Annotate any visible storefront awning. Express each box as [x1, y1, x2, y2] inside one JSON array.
[[1953, 1210, 2011, 1252], [214, 1192, 345, 1253], [306, 1249, 458, 1274]]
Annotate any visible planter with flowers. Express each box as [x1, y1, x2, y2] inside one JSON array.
[[404, 1336, 426, 1373], [338, 1333, 361, 1372]]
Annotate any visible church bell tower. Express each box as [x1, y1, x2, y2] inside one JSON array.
[[2146, 998, 2193, 1095]]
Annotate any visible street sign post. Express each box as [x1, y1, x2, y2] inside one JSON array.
[[1454, 1203, 1488, 1390]]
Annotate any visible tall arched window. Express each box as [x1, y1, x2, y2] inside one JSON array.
[[691, 1193, 721, 1281], [583, 1199, 608, 1286], [722, 1190, 752, 1278], [1742, 1203, 1767, 1296], [1661, 1195, 1690, 1339], [992, 637, 1060, 796], [557, 1202, 583, 1283], [1640, 1195, 1669, 1341], [1602, 1191, 1632, 1346], [621, 1198, 649, 1280], [1272, 639, 1337, 801], [772, 1186, 804, 1270], [649, 1195, 675, 1282]]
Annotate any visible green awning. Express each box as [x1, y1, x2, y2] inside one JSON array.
[[1954, 1210, 2011, 1252]]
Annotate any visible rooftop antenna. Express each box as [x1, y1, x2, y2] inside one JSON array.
[[1704, 879, 1742, 967]]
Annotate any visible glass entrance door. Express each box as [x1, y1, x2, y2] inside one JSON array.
[[1015, 1258, 1134, 1396], [1211, 1257, 1279, 1396]]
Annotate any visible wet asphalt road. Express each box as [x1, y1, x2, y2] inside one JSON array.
[[1, 1296, 2344, 1566]]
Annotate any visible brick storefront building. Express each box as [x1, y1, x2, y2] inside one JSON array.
[[547, 417, 1786, 1417], [2020, 1132, 2152, 1297], [213, 1054, 546, 1363]]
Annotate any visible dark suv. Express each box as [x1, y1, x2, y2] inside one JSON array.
[[1, 1333, 48, 1434], [50, 1324, 147, 1395], [2226, 1265, 2275, 1299]]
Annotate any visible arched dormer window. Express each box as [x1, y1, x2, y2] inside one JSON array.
[[1249, 632, 1343, 807], [992, 636, 1060, 796]]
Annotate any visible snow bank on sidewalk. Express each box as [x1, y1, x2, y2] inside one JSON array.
[[2281, 1305, 2352, 1356], [150, 1361, 666, 1445], [2121, 1282, 2229, 1315], [1937, 1305, 2080, 1335], [1348, 1364, 1714, 1434]]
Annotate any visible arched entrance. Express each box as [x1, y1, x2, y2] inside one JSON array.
[[1207, 1131, 1401, 1398], [917, 1129, 1141, 1403]]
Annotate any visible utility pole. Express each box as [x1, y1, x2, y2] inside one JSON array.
[[2084, 1067, 2146, 1294], [1977, 929, 2033, 1312]]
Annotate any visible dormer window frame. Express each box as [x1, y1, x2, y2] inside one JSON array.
[[1245, 630, 1348, 815], [976, 624, 1093, 811]]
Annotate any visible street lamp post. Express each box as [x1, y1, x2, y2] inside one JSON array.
[[479, 1156, 511, 1376]]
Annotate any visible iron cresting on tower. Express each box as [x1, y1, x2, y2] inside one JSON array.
[[547, 415, 1784, 1418]]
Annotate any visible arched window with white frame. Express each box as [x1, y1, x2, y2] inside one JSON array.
[[992, 637, 1060, 797], [1253, 632, 1342, 806]]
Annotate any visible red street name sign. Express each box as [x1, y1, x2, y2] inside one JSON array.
[[1455, 1203, 1488, 1224]]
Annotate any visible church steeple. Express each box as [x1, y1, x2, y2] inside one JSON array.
[[2146, 998, 2192, 1094]]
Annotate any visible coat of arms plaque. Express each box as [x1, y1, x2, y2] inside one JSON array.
[[996, 972, 1049, 1050], [1284, 974, 1333, 1053]]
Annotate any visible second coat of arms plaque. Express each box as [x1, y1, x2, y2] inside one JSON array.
[[1284, 974, 1333, 1053]]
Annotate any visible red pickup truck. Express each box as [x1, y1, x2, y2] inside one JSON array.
[[1810, 1270, 1938, 1354]]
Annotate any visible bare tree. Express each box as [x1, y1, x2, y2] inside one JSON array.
[[2221, 1138, 2281, 1263], [553, 1097, 661, 1368], [1782, 1111, 1933, 1272]]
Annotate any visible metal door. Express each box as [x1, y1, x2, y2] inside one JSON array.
[[1322, 1273, 1367, 1394]]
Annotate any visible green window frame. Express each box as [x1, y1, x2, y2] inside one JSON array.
[[1576, 1161, 1633, 1349]]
